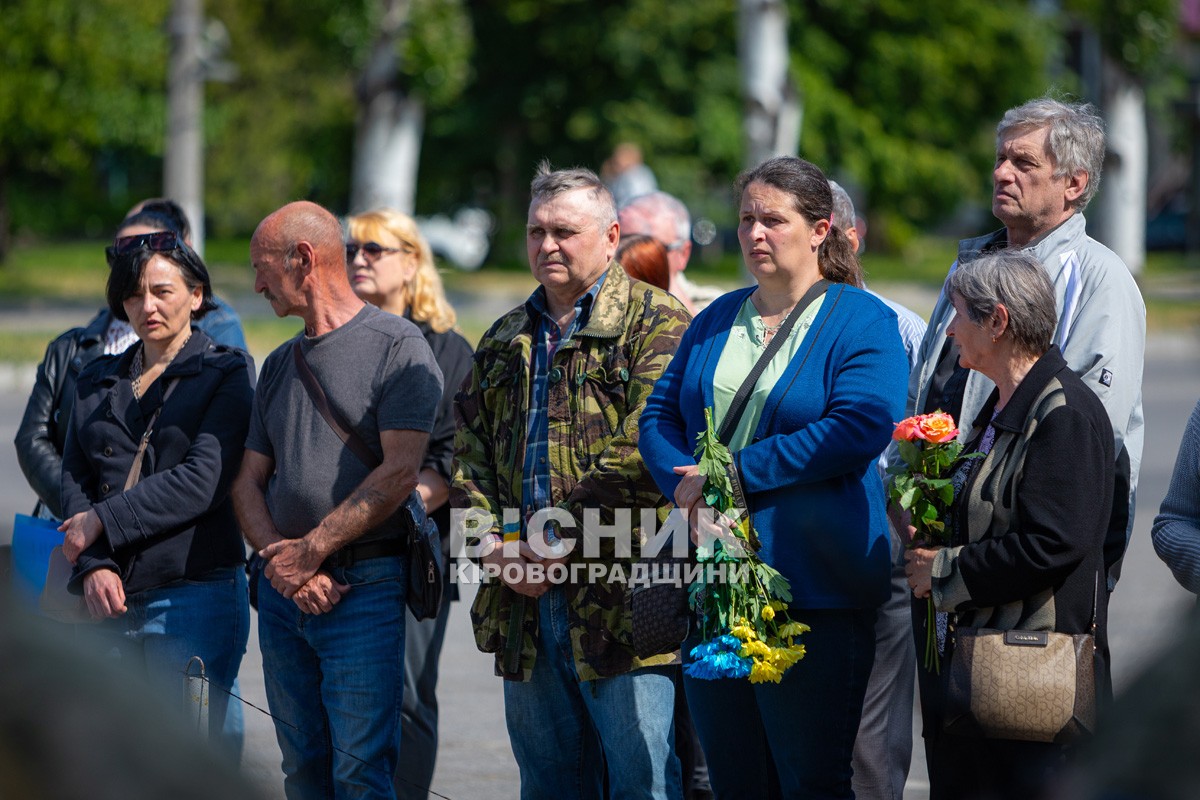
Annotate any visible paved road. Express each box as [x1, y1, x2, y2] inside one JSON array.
[[0, 330, 1195, 799]]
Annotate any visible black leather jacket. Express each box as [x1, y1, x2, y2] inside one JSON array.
[[14, 311, 110, 518]]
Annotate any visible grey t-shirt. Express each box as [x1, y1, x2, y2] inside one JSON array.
[[246, 304, 443, 542]]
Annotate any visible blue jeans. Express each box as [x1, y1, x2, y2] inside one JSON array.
[[98, 566, 249, 759], [258, 557, 407, 800], [503, 587, 682, 800], [683, 607, 877, 800]]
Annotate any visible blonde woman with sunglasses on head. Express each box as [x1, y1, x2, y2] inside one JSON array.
[[345, 208, 474, 800]]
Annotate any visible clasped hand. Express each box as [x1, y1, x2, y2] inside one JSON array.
[[260, 536, 350, 614]]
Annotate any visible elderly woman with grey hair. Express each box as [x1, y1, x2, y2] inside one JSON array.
[[904, 250, 1114, 799]]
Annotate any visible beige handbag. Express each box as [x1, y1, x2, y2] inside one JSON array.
[[942, 576, 1098, 744], [943, 627, 1096, 743]]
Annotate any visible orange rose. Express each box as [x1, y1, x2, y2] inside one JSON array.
[[916, 412, 959, 444], [892, 415, 926, 442]]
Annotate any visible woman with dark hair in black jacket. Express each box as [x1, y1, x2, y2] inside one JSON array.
[[57, 239, 253, 756], [14, 205, 246, 521]]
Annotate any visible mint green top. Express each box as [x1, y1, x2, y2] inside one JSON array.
[[713, 293, 825, 452]]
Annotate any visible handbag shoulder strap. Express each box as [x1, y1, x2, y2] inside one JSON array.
[[123, 378, 181, 491], [718, 279, 829, 445], [292, 340, 382, 470]]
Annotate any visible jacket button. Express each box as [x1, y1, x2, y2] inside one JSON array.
[[576, 373, 586, 386], [479, 378, 489, 389], [619, 368, 630, 381], [103, 446, 113, 457], [101, 483, 110, 494], [106, 409, 113, 418], [549, 367, 563, 383]]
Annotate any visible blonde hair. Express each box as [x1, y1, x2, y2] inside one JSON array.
[[346, 208, 457, 333]]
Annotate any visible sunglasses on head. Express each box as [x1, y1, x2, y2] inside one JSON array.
[[105, 230, 180, 267], [345, 241, 408, 261]]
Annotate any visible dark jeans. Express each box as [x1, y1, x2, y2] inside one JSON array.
[[394, 597, 452, 800], [683, 607, 877, 799]]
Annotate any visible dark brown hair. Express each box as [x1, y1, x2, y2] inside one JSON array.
[[616, 235, 670, 291], [107, 243, 216, 322], [735, 156, 863, 287]]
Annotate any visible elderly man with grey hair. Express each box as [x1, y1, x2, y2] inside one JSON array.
[[828, 180, 925, 800], [901, 97, 1145, 755], [618, 190, 722, 315], [452, 163, 690, 800]]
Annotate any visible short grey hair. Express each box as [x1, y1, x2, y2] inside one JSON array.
[[948, 250, 1058, 358], [828, 180, 855, 232], [997, 98, 1106, 211], [530, 160, 618, 225], [618, 191, 690, 245]]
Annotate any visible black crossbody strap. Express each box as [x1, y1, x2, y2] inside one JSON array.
[[718, 279, 829, 445], [292, 340, 382, 470]]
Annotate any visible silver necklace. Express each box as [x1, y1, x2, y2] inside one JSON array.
[[131, 333, 191, 398]]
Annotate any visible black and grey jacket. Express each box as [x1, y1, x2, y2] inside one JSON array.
[[931, 346, 1114, 642]]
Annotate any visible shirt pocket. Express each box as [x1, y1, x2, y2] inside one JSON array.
[[571, 344, 631, 460]]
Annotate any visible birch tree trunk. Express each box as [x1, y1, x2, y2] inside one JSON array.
[[165, 0, 205, 254], [351, 0, 424, 215], [1090, 58, 1147, 275], [738, 0, 801, 169]]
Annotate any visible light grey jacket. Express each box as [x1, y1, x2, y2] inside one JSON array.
[[906, 212, 1145, 581]]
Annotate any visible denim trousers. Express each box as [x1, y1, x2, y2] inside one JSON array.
[[98, 565, 249, 758], [683, 607, 877, 800], [503, 586, 682, 800], [258, 556, 407, 800]]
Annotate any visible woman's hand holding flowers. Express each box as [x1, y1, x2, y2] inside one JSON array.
[[904, 547, 939, 600]]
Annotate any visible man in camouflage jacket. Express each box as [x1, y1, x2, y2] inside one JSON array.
[[451, 164, 690, 799]]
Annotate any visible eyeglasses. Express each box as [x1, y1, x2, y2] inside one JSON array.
[[345, 241, 410, 262], [105, 231, 180, 267]]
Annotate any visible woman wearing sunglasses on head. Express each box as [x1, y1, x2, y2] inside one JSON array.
[[15, 206, 247, 523], [345, 208, 474, 800], [56, 237, 254, 757]]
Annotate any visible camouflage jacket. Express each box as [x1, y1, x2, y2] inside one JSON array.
[[451, 263, 690, 681]]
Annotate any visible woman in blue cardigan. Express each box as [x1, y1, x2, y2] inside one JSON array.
[[640, 156, 908, 798]]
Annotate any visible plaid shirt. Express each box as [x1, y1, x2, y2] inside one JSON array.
[[520, 272, 606, 529]]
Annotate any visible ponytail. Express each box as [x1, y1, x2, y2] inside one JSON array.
[[818, 226, 863, 287]]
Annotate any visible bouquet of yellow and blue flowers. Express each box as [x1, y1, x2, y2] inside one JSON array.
[[684, 408, 808, 684], [886, 410, 980, 672]]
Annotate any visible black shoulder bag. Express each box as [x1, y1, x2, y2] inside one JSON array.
[[631, 280, 830, 659], [291, 341, 444, 620]]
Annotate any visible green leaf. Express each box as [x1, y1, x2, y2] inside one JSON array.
[[896, 439, 922, 469]]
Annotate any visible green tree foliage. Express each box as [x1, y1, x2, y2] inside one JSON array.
[[204, 0, 471, 236], [1065, 0, 1177, 77], [416, 0, 743, 254], [0, 0, 169, 251], [792, 0, 1057, 248], [419, 0, 1058, 254]]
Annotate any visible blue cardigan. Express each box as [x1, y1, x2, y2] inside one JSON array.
[[639, 283, 908, 608]]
